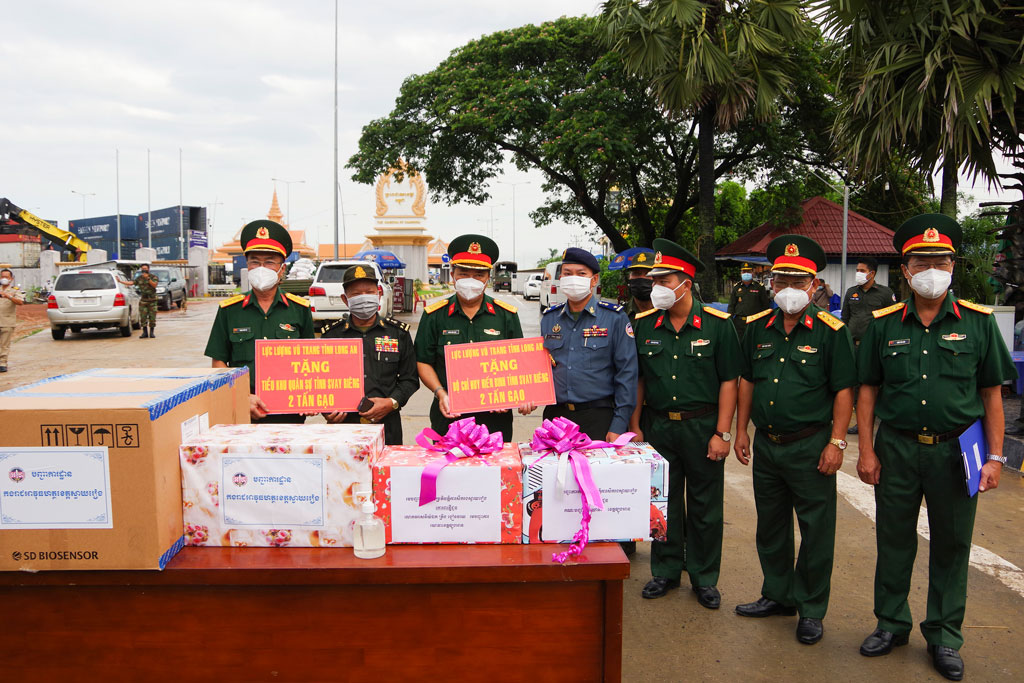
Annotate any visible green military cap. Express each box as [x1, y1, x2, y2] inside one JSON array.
[[766, 234, 826, 275], [893, 213, 961, 256], [626, 249, 656, 270], [240, 220, 292, 258], [343, 264, 378, 286], [649, 238, 704, 277], [448, 234, 498, 270]]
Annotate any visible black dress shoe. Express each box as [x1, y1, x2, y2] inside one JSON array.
[[0, 366, 6, 372], [928, 644, 964, 681], [859, 628, 910, 657], [796, 618, 823, 644], [735, 597, 796, 618], [847, 424, 859, 434], [693, 585, 721, 609], [642, 576, 680, 599], [1005, 422, 1024, 436]]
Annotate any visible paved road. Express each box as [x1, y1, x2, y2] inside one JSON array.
[[2, 294, 1022, 681]]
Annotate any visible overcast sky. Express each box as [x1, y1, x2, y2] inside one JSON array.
[[2, 1, 1013, 270]]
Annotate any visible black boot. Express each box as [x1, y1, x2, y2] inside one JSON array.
[[149, 327, 155, 338], [140, 327, 149, 338]]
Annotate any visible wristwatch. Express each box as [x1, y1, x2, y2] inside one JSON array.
[[715, 430, 731, 442], [987, 454, 1007, 464], [829, 438, 848, 450], [390, 398, 400, 411]]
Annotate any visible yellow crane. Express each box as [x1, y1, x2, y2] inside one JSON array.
[[0, 198, 91, 261]]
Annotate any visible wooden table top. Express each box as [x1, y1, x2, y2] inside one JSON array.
[[0, 543, 630, 587]]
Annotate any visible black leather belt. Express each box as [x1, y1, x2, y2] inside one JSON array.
[[891, 424, 970, 445], [650, 404, 717, 421], [762, 423, 829, 445], [564, 397, 614, 411]]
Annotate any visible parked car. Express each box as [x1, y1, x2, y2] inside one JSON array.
[[523, 273, 543, 300], [307, 260, 394, 323], [538, 261, 564, 313], [47, 269, 141, 339], [149, 266, 187, 310]]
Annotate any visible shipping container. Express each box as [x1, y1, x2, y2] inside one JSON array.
[[0, 234, 42, 267], [137, 206, 207, 242]]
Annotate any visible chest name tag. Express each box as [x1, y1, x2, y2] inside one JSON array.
[[232, 327, 252, 334], [942, 333, 967, 341], [796, 345, 818, 354], [888, 338, 911, 347], [645, 339, 661, 346], [442, 329, 461, 336], [582, 327, 608, 338], [375, 336, 399, 353], [756, 343, 773, 350], [483, 328, 501, 336], [546, 333, 562, 341]]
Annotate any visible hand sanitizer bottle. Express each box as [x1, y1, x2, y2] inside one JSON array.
[[353, 498, 385, 559]]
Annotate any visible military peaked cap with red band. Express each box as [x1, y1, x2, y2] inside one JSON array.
[[240, 220, 292, 258], [766, 234, 826, 275], [648, 238, 704, 277], [893, 213, 961, 256], [448, 233, 498, 270]]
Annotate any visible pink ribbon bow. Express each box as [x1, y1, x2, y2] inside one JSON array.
[[415, 418, 503, 506], [528, 417, 634, 563]]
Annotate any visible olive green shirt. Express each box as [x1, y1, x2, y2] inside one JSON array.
[[740, 304, 857, 434], [857, 295, 1017, 433], [415, 294, 524, 390], [134, 272, 158, 302], [634, 302, 741, 412], [842, 282, 896, 341], [204, 290, 315, 391]]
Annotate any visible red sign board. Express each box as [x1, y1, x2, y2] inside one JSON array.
[[255, 339, 364, 414], [444, 336, 556, 414]]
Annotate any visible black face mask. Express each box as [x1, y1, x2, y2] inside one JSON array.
[[627, 278, 653, 301]]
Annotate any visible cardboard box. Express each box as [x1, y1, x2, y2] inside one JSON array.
[[0, 367, 250, 571], [520, 441, 669, 544], [372, 444, 522, 544], [180, 424, 384, 547]]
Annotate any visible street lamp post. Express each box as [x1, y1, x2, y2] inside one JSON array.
[[70, 190, 95, 218], [498, 180, 530, 264], [271, 178, 306, 228], [484, 203, 504, 240]]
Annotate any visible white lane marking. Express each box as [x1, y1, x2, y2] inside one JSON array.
[[836, 471, 1024, 598]]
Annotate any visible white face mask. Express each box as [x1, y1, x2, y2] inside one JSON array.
[[455, 277, 485, 301], [855, 271, 869, 286], [650, 281, 686, 310], [347, 293, 380, 319], [909, 267, 952, 299], [0, 278, 9, 287], [248, 265, 281, 291], [559, 275, 593, 302], [774, 286, 812, 315]]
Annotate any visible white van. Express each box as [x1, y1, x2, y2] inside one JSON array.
[[538, 261, 564, 314]]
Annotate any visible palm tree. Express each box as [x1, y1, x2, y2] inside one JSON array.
[[600, 0, 810, 297], [817, 0, 1024, 217]]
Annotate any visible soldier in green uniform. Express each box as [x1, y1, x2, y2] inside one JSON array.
[[623, 249, 655, 322], [321, 265, 419, 444], [732, 235, 857, 645], [204, 220, 315, 423], [855, 214, 1015, 681], [728, 264, 771, 338], [415, 234, 526, 441], [629, 238, 741, 609], [134, 263, 158, 338]]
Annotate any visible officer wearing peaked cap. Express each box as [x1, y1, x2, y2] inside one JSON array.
[[623, 249, 656, 323], [629, 238, 741, 608], [415, 234, 527, 441], [728, 264, 770, 338], [541, 247, 637, 442], [855, 214, 1016, 680], [732, 234, 857, 645], [321, 265, 419, 444], [205, 220, 314, 423]]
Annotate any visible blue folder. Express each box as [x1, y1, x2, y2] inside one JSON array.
[[958, 419, 986, 497]]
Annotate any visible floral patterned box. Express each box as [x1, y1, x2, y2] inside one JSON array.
[[371, 444, 522, 544], [519, 441, 669, 544], [180, 423, 384, 548]]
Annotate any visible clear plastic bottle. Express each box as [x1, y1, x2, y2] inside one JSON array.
[[353, 499, 386, 559]]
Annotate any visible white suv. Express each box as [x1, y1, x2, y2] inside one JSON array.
[[308, 260, 394, 322], [47, 269, 141, 339]]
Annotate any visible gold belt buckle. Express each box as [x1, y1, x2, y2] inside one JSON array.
[[668, 411, 682, 421], [567, 403, 576, 411], [768, 433, 782, 444], [917, 433, 935, 445]]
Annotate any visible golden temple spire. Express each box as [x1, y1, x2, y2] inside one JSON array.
[[267, 189, 285, 226]]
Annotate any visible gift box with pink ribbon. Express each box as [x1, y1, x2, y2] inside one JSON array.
[[371, 418, 522, 544], [520, 418, 669, 556]]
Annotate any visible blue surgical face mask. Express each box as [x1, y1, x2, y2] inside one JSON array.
[[741, 273, 752, 282]]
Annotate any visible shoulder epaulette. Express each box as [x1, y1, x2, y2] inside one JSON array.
[[703, 307, 730, 320], [634, 307, 658, 320], [494, 298, 518, 314], [384, 317, 410, 331], [744, 308, 772, 324], [958, 299, 993, 315], [872, 302, 906, 319], [598, 300, 623, 312], [424, 298, 448, 314], [320, 319, 345, 335], [542, 302, 566, 315], [817, 310, 844, 330], [285, 292, 310, 307], [220, 294, 244, 308]]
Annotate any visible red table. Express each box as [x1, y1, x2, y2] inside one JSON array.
[[0, 543, 629, 682]]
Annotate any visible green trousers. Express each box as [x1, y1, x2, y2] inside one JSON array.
[[873, 423, 978, 648], [752, 428, 836, 619], [139, 299, 157, 327], [645, 411, 723, 587]]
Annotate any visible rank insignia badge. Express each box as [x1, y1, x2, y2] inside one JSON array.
[[796, 345, 818, 353], [279, 323, 295, 332], [941, 333, 967, 341]]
